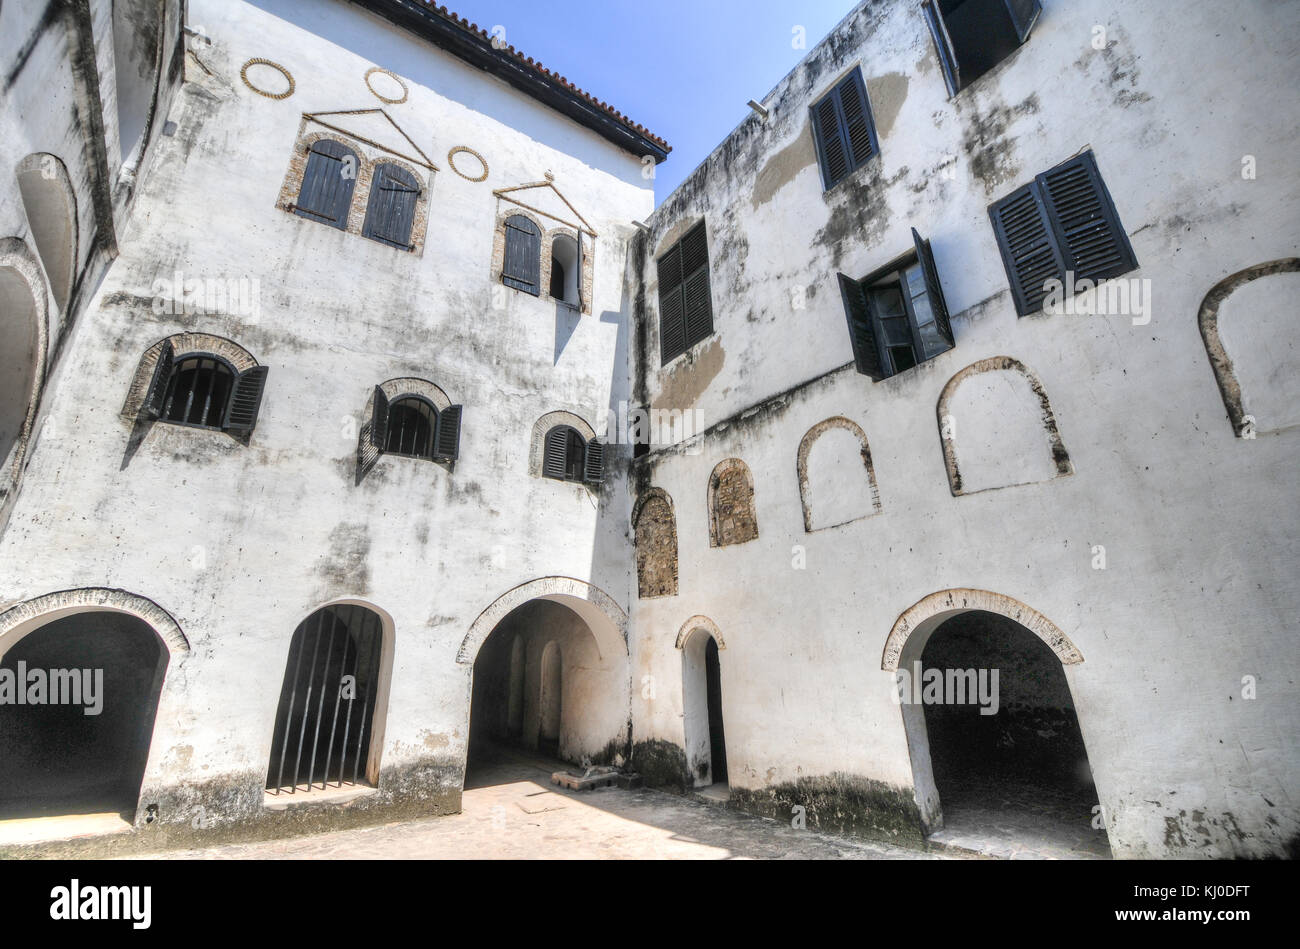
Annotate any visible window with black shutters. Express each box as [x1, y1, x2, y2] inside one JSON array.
[[294, 139, 358, 229], [838, 229, 955, 380], [924, 0, 1041, 96], [810, 67, 879, 190], [366, 388, 462, 465], [542, 424, 604, 484], [362, 163, 420, 250], [989, 150, 1138, 316], [141, 342, 269, 434], [656, 220, 713, 365], [502, 215, 542, 295]]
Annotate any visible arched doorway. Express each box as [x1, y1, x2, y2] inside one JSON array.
[[112, 0, 163, 168], [884, 590, 1109, 857], [0, 611, 167, 821], [0, 257, 44, 484], [462, 578, 630, 787], [680, 624, 728, 790], [266, 603, 393, 794]]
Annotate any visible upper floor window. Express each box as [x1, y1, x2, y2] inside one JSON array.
[[542, 425, 604, 484], [838, 228, 954, 380], [988, 150, 1137, 316], [362, 163, 421, 251], [657, 221, 713, 365], [142, 340, 268, 433], [502, 215, 542, 295], [923, 0, 1042, 97], [295, 139, 358, 229], [550, 235, 581, 306], [810, 67, 879, 190], [370, 388, 461, 462]]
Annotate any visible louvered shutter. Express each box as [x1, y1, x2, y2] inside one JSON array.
[[357, 385, 388, 476], [575, 230, 585, 313], [836, 70, 878, 169], [912, 228, 955, 348], [837, 273, 885, 380], [657, 243, 687, 364], [543, 426, 569, 480], [435, 404, 462, 460], [362, 164, 420, 250], [222, 365, 269, 432], [989, 182, 1065, 316], [924, 1, 962, 96], [811, 94, 849, 189], [583, 440, 605, 484], [1036, 151, 1137, 285], [142, 340, 175, 419], [295, 140, 357, 229], [1003, 0, 1043, 44], [503, 215, 541, 295], [679, 223, 713, 349]]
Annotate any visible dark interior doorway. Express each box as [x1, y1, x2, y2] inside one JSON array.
[[919, 610, 1110, 857], [0, 612, 166, 821], [704, 637, 727, 785]]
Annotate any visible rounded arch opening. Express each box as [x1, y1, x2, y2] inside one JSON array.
[[0, 261, 43, 480], [112, 0, 163, 168], [678, 622, 728, 789], [16, 153, 78, 314]]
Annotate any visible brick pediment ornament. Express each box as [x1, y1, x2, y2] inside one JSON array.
[[493, 172, 596, 237], [302, 108, 437, 170]]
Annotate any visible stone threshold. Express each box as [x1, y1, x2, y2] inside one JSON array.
[[263, 783, 378, 811], [0, 812, 133, 847]]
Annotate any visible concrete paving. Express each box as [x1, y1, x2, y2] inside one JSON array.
[[129, 749, 945, 860]]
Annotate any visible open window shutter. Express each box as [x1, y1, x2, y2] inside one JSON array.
[[680, 223, 713, 349], [1036, 151, 1137, 284], [222, 365, 269, 432], [370, 385, 389, 450], [575, 230, 585, 313], [1002, 0, 1043, 44], [142, 340, 175, 419], [543, 427, 569, 479], [912, 228, 955, 348], [836, 70, 878, 169], [811, 93, 849, 188], [657, 244, 687, 364], [583, 440, 605, 483], [989, 182, 1065, 316], [923, 1, 961, 96], [435, 404, 462, 460], [503, 216, 541, 294], [837, 273, 885, 380]]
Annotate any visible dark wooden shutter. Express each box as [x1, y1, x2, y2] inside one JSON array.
[[924, 1, 962, 96], [575, 230, 585, 313], [142, 340, 175, 419], [222, 365, 268, 432], [811, 94, 848, 189], [583, 440, 605, 483], [657, 242, 687, 364], [357, 385, 388, 476], [680, 222, 713, 349], [435, 404, 462, 460], [1036, 151, 1137, 284], [837, 273, 885, 380], [989, 182, 1065, 316], [295, 140, 357, 229], [836, 70, 878, 169], [503, 215, 541, 295], [543, 426, 569, 479], [912, 228, 955, 347], [362, 164, 420, 250], [1003, 0, 1043, 44]]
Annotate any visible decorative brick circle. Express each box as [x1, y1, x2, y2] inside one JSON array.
[[240, 58, 295, 99], [364, 66, 408, 104], [447, 146, 489, 182]]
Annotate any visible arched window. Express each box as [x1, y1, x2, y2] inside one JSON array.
[[543, 424, 604, 483], [362, 163, 420, 250], [140, 340, 268, 433], [294, 139, 358, 229], [267, 604, 386, 793], [502, 215, 541, 295], [550, 234, 580, 305], [366, 387, 462, 463], [17, 154, 78, 314]]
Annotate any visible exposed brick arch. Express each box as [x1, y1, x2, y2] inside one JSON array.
[[797, 416, 881, 532], [674, 614, 725, 650], [708, 458, 757, 547], [122, 332, 259, 419], [633, 487, 678, 598], [529, 410, 597, 477]]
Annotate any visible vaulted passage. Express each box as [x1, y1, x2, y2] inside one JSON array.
[[682, 629, 728, 791], [466, 599, 628, 784], [0, 613, 165, 821], [915, 611, 1110, 857]]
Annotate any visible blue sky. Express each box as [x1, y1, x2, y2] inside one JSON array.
[[445, 0, 853, 205]]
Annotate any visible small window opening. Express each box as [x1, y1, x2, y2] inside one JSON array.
[[161, 356, 235, 429]]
